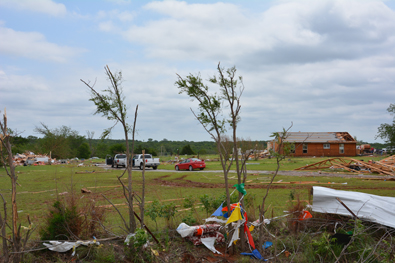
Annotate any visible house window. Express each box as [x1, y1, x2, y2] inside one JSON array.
[[339, 144, 344, 154], [303, 144, 308, 154], [323, 144, 330, 149]]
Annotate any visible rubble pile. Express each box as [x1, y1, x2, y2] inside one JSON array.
[[13, 152, 53, 166], [295, 157, 395, 176]]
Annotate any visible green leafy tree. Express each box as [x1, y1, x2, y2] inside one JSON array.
[[376, 104, 395, 147], [77, 143, 91, 159], [180, 144, 195, 155], [95, 141, 110, 158], [34, 123, 84, 159], [110, 143, 126, 155], [81, 65, 139, 233]]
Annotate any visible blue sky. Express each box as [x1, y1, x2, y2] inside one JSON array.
[[1, 0, 394, 143]]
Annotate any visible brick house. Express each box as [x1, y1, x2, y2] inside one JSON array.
[[271, 132, 357, 157]]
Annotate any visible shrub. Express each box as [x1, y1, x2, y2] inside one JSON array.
[[40, 200, 81, 240], [40, 190, 106, 240]]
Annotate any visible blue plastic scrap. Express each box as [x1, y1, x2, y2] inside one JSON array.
[[211, 204, 224, 217], [240, 249, 267, 261], [263, 241, 273, 249]]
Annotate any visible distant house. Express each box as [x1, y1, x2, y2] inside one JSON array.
[[270, 132, 357, 157]]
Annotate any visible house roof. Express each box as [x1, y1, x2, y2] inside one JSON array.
[[281, 132, 356, 143]]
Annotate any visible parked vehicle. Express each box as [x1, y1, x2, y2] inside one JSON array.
[[112, 154, 127, 168], [175, 158, 206, 171], [133, 154, 160, 170]]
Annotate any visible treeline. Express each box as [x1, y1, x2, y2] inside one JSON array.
[[9, 125, 268, 159], [9, 124, 388, 159]]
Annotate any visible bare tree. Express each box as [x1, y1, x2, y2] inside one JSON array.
[[81, 66, 139, 233], [0, 109, 35, 263], [86, 130, 95, 157]]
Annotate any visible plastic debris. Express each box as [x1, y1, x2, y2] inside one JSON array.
[[241, 249, 267, 261], [313, 186, 395, 228], [43, 238, 100, 255], [211, 204, 224, 217], [226, 203, 242, 225], [299, 210, 312, 221], [201, 237, 222, 254], [263, 241, 273, 249], [233, 183, 247, 195], [228, 219, 245, 247], [176, 223, 196, 238], [204, 217, 227, 224], [176, 223, 224, 246]]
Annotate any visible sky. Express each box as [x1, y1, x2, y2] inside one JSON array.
[[1, 0, 394, 143]]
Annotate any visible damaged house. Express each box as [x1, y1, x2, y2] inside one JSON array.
[[270, 132, 357, 157]]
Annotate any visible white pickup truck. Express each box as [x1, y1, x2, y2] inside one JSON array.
[[112, 154, 127, 168], [133, 154, 160, 170]]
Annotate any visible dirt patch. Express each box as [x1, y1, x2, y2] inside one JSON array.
[[150, 175, 395, 191]]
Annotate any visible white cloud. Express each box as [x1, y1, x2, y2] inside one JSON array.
[[118, 11, 134, 22], [120, 0, 395, 65], [105, 0, 131, 5], [96, 10, 134, 21], [1, 0, 394, 143], [99, 21, 117, 32], [96, 10, 134, 32], [0, 69, 49, 92], [0, 25, 84, 62], [0, 0, 67, 16]]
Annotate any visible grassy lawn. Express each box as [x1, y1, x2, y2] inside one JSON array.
[[0, 154, 393, 241], [160, 154, 387, 171]]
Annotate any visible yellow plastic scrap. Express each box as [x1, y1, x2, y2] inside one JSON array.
[[21, 223, 33, 230], [151, 248, 159, 256]]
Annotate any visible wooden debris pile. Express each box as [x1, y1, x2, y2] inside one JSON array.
[[13, 152, 52, 166], [294, 157, 395, 176], [247, 150, 269, 160], [378, 155, 395, 166]]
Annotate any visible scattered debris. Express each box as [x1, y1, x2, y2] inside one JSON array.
[[43, 237, 100, 256], [312, 186, 395, 228], [75, 171, 107, 174], [295, 157, 395, 176], [81, 188, 92, 194], [13, 152, 52, 166]]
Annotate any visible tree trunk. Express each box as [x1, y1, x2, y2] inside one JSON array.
[[0, 194, 9, 262], [140, 150, 145, 228], [1, 112, 21, 263], [124, 131, 136, 233]]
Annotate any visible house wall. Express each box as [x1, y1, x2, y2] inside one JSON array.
[[292, 143, 356, 157]]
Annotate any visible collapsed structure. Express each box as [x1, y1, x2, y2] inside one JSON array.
[[13, 152, 52, 166], [295, 156, 395, 176]]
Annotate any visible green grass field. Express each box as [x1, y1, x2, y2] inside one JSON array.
[[0, 155, 393, 241]]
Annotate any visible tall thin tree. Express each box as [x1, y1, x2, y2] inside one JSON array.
[[81, 66, 138, 233]]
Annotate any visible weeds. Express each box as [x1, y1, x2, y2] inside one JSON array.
[[40, 186, 106, 240], [145, 200, 177, 229], [124, 229, 154, 262]]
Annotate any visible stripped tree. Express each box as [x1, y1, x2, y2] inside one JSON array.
[[176, 63, 248, 249], [81, 66, 139, 233], [0, 109, 35, 263]]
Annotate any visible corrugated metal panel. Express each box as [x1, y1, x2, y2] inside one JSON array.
[[281, 132, 355, 143]]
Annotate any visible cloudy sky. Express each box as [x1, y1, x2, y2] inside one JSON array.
[[1, 0, 394, 143]]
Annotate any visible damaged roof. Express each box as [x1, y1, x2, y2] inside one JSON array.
[[281, 132, 356, 143]]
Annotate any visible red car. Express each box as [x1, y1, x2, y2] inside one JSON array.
[[175, 158, 206, 171]]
